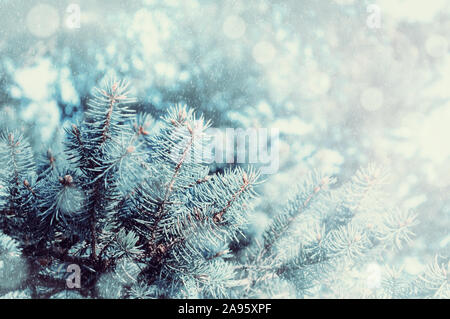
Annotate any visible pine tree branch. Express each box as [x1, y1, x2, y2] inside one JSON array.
[[7, 133, 20, 187], [149, 122, 196, 244], [213, 172, 250, 223], [257, 176, 331, 263], [99, 83, 126, 144]]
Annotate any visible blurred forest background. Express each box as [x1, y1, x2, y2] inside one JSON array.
[[0, 0, 448, 293]]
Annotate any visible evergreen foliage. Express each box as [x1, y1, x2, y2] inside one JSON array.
[[0, 80, 447, 299]]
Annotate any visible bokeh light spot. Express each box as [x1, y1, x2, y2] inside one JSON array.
[[223, 15, 246, 39], [26, 4, 60, 38], [253, 41, 276, 64]]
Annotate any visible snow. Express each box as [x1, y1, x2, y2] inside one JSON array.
[[425, 34, 449, 59], [14, 59, 57, 101], [360, 87, 384, 112], [59, 68, 79, 105], [273, 118, 313, 136], [416, 103, 450, 164], [223, 15, 246, 40], [26, 4, 60, 38], [377, 0, 448, 23], [252, 41, 276, 64]]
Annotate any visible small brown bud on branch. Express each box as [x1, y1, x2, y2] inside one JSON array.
[[156, 244, 167, 255], [187, 123, 193, 135], [196, 175, 211, 184], [59, 175, 73, 186], [243, 172, 249, 184], [179, 109, 187, 121], [213, 211, 224, 223], [138, 126, 149, 135], [214, 249, 230, 258]]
